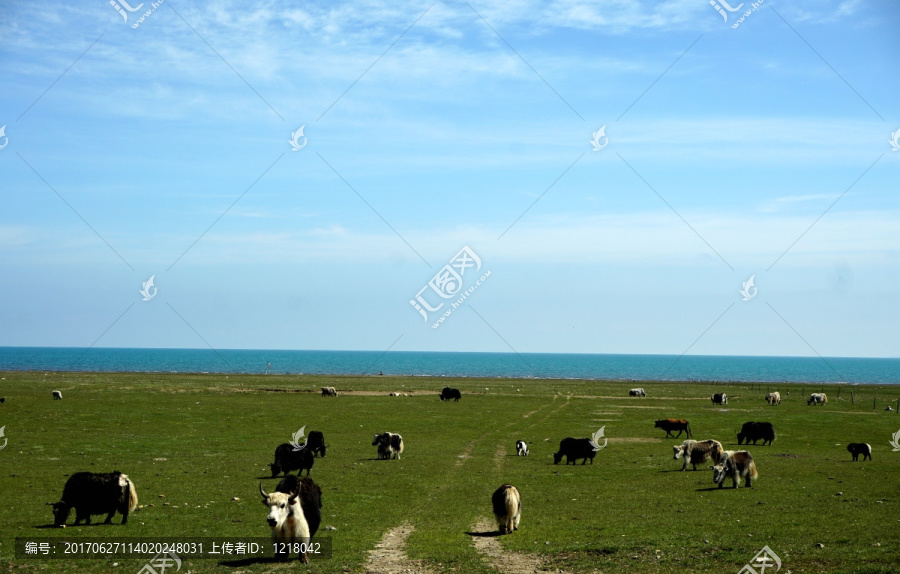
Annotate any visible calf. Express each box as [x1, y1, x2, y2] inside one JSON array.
[[372, 432, 404, 460], [52, 390, 62, 400], [515, 440, 528, 456], [439, 387, 461, 402], [711, 450, 758, 488], [737, 422, 776, 446], [673, 439, 724, 471], [306, 431, 326, 458], [492, 484, 521, 534], [275, 475, 323, 539], [807, 393, 827, 406], [765, 391, 781, 405], [270, 443, 314, 477], [553, 437, 596, 465], [846, 443, 872, 461], [711, 393, 727, 405], [629, 388, 646, 397], [654, 418, 692, 439], [260, 483, 311, 563], [49, 471, 138, 526]]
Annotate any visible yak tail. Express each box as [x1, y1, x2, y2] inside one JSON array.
[[823, 395, 828, 404], [686, 422, 692, 438], [121, 474, 138, 513], [748, 460, 759, 481]]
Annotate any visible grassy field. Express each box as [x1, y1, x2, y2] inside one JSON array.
[[0, 371, 898, 573]]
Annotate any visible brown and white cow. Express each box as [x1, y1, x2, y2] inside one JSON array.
[[765, 392, 781, 405], [711, 450, 758, 488], [321, 387, 338, 397], [673, 439, 724, 471]]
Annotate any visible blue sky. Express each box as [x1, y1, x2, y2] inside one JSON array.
[[0, 0, 897, 359]]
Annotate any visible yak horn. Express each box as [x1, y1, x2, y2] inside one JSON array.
[[259, 483, 268, 498]]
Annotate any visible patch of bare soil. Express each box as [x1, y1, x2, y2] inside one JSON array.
[[363, 523, 437, 574], [470, 518, 563, 574], [455, 440, 477, 466]]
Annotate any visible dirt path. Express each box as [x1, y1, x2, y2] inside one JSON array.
[[363, 523, 437, 574], [470, 518, 560, 574]]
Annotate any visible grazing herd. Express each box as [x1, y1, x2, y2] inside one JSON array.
[[41, 383, 881, 565]]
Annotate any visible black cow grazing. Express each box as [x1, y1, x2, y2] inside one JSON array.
[[275, 475, 323, 538], [440, 387, 461, 402], [847, 443, 872, 461], [0, 397, 5, 403], [49, 471, 138, 526], [737, 422, 776, 446], [553, 437, 596, 465], [711, 393, 727, 405], [269, 443, 314, 477], [306, 431, 327, 457], [654, 419, 692, 439]]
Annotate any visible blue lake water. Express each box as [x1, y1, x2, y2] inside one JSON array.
[[0, 347, 897, 384]]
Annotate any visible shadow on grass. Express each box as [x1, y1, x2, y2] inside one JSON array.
[[465, 529, 501, 538]]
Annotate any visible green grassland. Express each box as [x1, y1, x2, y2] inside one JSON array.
[[0, 371, 898, 573]]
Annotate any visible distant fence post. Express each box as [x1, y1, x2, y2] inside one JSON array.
[[801, 386, 805, 398], [851, 391, 854, 404], [873, 397, 877, 410], [837, 387, 840, 399]]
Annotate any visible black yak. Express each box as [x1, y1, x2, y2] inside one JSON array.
[[49, 471, 138, 526], [847, 443, 872, 461], [737, 422, 776, 446], [439, 387, 461, 401], [553, 437, 596, 465], [270, 443, 314, 477], [306, 431, 327, 457]]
